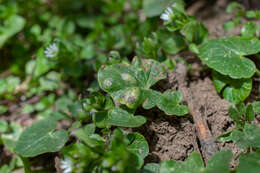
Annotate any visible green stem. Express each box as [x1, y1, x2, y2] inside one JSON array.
[[255, 68, 260, 77], [21, 157, 32, 173]]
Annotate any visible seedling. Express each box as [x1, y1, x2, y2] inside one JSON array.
[[218, 102, 260, 150]]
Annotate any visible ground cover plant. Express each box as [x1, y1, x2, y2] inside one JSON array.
[[1, 0, 260, 172]]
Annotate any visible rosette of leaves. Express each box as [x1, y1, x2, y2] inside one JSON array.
[[218, 102, 260, 149], [98, 57, 189, 117], [198, 36, 260, 79]]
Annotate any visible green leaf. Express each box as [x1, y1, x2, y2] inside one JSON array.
[[241, 21, 259, 37], [34, 48, 55, 78], [157, 90, 189, 116], [223, 21, 236, 31], [108, 107, 146, 127], [143, 0, 184, 17], [229, 124, 260, 149], [237, 152, 260, 173], [0, 15, 26, 48], [227, 102, 254, 128], [127, 132, 149, 159], [0, 105, 8, 114], [142, 89, 161, 109], [15, 117, 68, 157], [180, 20, 208, 45], [159, 151, 232, 173], [141, 163, 160, 173], [127, 132, 149, 167], [226, 2, 243, 13], [245, 104, 254, 122], [160, 152, 204, 173], [252, 101, 260, 113], [0, 120, 8, 133], [1, 122, 22, 153], [199, 36, 260, 79], [93, 107, 146, 128], [246, 10, 260, 19], [205, 150, 232, 173], [212, 71, 252, 102], [159, 32, 186, 54]]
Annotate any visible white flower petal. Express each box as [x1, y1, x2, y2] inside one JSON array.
[[44, 43, 59, 58]]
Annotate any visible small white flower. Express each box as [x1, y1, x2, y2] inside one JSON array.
[[60, 157, 73, 173], [160, 7, 173, 21], [44, 43, 59, 58]]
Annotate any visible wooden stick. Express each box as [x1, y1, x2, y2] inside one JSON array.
[[175, 62, 218, 163]]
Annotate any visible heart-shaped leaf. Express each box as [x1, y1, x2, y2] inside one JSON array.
[[199, 36, 260, 79], [213, 71, 252, 102], [15, 117, 68, 157]]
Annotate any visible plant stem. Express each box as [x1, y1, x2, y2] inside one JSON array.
[[21, 157, 32, 173], [255, 68, 260, 77]]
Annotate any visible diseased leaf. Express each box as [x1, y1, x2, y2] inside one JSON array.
[[98, 57, 165, 107], [199, 36, 260, 79], [15, 117, 68, 157]]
